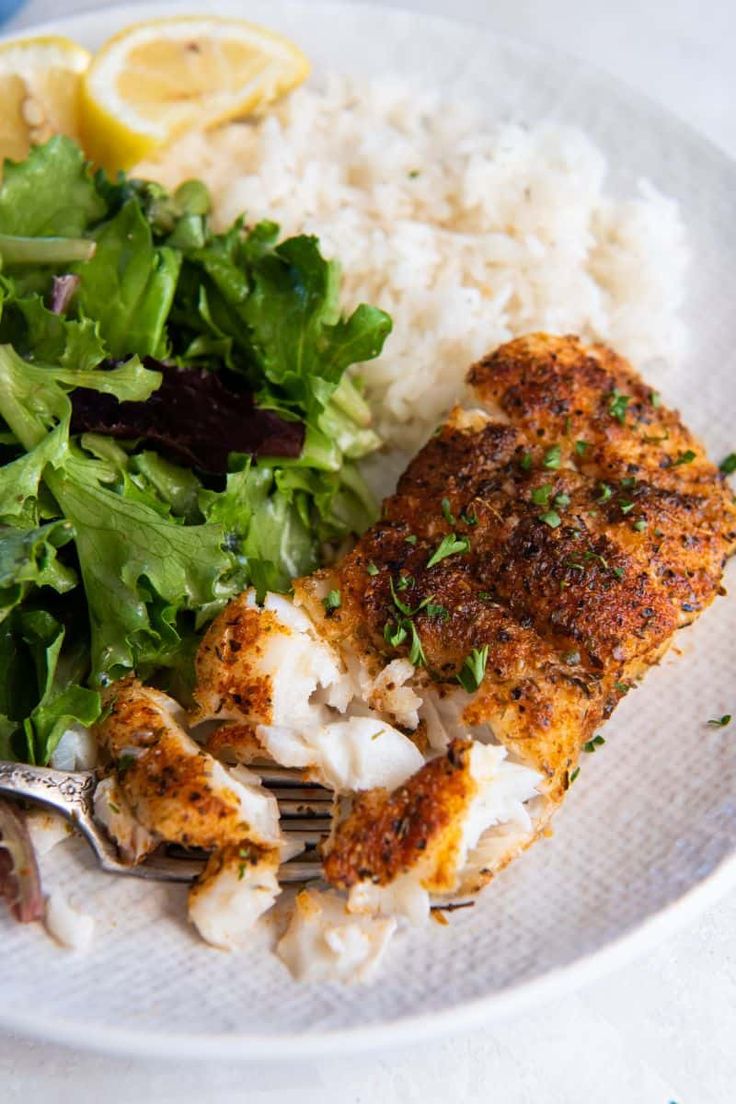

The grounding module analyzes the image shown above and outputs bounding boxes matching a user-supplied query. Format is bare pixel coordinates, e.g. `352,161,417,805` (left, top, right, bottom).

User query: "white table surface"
2,1,734,1101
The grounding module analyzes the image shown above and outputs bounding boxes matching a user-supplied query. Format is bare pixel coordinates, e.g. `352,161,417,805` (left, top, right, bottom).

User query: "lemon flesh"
0,36,90,165
80,16,310,172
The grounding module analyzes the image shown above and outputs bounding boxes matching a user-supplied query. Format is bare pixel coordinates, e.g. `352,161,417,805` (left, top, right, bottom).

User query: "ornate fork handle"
0,761,96,825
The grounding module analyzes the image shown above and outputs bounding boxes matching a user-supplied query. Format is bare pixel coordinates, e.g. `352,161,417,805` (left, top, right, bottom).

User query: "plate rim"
2,0,735,1060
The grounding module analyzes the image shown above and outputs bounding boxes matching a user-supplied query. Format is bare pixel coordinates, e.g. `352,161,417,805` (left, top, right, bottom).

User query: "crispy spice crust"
96,678,251,850
322,739,476,890
190,595,285,725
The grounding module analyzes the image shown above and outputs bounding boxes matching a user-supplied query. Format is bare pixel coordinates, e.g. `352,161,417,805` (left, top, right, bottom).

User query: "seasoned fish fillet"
297,334,735,893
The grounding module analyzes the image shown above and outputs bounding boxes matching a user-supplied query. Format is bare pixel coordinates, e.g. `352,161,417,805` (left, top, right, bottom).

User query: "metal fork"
0,761,331,884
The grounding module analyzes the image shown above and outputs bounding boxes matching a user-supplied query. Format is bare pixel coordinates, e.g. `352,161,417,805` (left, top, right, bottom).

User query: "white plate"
2,0,735,1060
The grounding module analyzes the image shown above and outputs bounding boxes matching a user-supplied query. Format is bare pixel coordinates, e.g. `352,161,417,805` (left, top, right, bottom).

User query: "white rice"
140,74,688,450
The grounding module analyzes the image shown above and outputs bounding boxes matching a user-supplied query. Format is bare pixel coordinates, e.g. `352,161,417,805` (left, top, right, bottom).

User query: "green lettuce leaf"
0,521,77,621
0,608,100,763
0,136,105,238
76,200,182,359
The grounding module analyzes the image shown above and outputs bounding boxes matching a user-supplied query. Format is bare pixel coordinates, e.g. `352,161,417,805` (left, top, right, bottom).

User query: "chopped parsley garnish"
384,620,408,647
597,483,613,503
531,483,553,506
408,169,421,179
673,449,696,467
426,603,450,621
583,734,606,753
612,566,625,580
542,444,562,470
584,550,608,569
395,573,414,592
619,500,635,515
614,681,631,694
650,391,661,408
568,766,580,785
441,497,456,526
238,845,254,879
366,562,379,576
707,714,732,728
456,645,489,693
608,388,630,424
719,452,736,475
553,492,571,509
575,440,590,456
404,533,418,545
117,753,136,774
620,476,636,489
539,510,561,528
520,450,533,471
407,622,427,667
563,415,572,435
426,533,470,568
322,589,341,611
633,518,647,532
460,509,478,527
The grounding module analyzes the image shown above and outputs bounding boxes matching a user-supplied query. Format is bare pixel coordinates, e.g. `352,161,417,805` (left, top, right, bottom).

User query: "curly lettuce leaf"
75,200,182,359
0,136,105,238
0,521,77,619
0,608,99,764
54,454,233,680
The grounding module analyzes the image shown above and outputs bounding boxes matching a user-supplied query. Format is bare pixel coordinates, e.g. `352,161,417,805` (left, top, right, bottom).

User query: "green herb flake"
673,449,696,467
531,483,553,507
718,453,736,475
619,500,635,515
407,622,427,667
597,483,613,503
568,766,580,785
456,644,489,694
520,451,533,471
117,753,137,774
426,533,470,569
575,440,590,457
612,566,625,580
404,534,418,545
633,518,647,532
460,509,478,527
322,589,342,612
384,620,408,648
441,497,456,526
395,573,414,592
614,681,631,694
542,444,562,470
366,562,379,576
539,510,561,529
583,734,606,753
426,603,450,621
553,492,571,509
707,714,732,728
608,389,630,424
650,391,661,408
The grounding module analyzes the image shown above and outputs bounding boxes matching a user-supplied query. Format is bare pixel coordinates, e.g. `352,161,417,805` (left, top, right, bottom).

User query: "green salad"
0,137,391,767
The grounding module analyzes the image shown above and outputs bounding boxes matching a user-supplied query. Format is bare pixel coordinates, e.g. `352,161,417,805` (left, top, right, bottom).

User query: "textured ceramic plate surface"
2,0,735,1060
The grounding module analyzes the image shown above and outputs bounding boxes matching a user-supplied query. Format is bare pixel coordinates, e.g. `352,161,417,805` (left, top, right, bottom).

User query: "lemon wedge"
0,36,91,164
79,16,310,172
